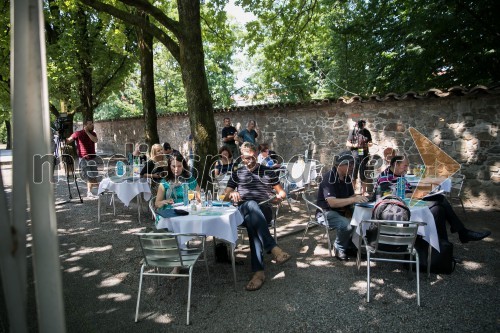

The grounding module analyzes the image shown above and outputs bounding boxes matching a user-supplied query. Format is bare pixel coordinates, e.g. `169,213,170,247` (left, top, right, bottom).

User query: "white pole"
11,0,66,332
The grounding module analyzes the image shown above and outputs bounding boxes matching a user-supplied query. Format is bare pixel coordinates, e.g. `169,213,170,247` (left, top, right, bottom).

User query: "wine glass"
187,190,195,202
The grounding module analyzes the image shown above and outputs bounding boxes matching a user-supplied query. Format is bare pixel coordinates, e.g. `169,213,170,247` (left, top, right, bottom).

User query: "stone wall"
94,91,500,208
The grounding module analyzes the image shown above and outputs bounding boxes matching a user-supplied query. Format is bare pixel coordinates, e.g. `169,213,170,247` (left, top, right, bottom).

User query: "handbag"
156,207,189,218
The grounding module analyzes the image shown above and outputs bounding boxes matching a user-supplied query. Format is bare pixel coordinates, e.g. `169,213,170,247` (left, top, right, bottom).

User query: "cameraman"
67,119,99,198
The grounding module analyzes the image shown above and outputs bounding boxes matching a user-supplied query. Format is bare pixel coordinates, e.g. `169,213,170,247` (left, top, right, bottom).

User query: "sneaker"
87,192,98,199
334,248,348,261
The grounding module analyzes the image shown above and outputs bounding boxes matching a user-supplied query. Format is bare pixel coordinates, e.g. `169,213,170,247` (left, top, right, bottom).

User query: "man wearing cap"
162,142,180,158
316,151,369,260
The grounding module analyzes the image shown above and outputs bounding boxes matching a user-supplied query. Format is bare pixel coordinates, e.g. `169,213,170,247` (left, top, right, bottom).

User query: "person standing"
221,117,239,159
346,120,373,195
237,120,259,145
67,119,99,199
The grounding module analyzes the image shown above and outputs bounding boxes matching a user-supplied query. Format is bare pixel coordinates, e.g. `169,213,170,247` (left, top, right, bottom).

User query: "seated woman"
140,144,167,180
214,146,234,177
155,154,200,209
140,144,167,194
257,143,277,167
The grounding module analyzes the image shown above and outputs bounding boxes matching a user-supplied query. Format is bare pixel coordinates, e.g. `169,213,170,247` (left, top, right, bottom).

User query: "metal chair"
134,232,210,325
300,189,334,257
148,195,157,220
360,219,426,306
446,173,467,216
97,190,116,223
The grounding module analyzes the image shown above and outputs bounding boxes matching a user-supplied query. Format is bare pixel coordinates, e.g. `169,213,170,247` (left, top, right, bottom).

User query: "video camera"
54,113,71,136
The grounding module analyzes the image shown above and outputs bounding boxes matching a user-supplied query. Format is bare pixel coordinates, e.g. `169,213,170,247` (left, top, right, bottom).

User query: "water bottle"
182,183,189,206
116,161,125,177
206,190,213,207
396,177,406,200
375,185,382,202
200,189,206,207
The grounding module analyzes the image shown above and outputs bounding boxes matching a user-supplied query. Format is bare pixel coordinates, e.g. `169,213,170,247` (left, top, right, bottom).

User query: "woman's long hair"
166,153,191,181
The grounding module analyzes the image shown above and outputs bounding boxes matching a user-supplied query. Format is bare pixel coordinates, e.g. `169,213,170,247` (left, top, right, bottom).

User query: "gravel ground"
1,165,499,332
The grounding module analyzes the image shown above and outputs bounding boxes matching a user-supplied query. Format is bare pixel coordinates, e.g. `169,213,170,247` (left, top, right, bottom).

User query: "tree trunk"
177,0,217,187
5,120,11,149
137,15,159,148
75,6,94,122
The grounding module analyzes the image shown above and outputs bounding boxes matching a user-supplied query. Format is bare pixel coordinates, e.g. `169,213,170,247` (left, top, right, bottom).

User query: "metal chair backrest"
362,220,424,254
137,233,201,268
302,189,320,217
449,173,465,197
149,196,157,220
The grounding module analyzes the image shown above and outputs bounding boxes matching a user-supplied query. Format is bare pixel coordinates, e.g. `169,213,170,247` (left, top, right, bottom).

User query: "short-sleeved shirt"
215,161,233,175
227,165,279,202
70,129,96,159
238,129,258,144
317,167,354,213
222,126,238,144
347,128,372,156
258,154,275,167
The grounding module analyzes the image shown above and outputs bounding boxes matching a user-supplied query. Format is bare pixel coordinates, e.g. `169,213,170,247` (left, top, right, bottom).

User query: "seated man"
224,142,291,291
375,155,491,243
317,151,369,261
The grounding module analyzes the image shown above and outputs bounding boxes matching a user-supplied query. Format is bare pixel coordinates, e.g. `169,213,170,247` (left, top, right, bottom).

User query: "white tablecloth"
98,177,151,206
350,204,440,252
156,206,244,246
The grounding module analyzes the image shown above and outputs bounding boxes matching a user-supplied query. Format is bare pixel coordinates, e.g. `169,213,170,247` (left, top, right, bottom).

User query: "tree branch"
79,0,180,62
118,0,181,39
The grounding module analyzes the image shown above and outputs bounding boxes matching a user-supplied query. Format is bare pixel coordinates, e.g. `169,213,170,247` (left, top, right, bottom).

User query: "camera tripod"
54,132,83,204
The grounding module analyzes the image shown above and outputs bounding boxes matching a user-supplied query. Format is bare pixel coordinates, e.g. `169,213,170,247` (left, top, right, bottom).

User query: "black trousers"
423,194,465,241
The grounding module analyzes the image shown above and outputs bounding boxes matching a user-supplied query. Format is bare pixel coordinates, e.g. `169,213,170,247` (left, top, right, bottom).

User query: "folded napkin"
156,208,189,218
212,201,231,207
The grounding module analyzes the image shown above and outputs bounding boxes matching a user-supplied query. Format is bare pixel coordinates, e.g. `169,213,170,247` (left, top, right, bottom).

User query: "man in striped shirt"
224,142,291,291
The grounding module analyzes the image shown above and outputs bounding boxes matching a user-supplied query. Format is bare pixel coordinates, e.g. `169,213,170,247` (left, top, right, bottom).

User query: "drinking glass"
187,190,195,202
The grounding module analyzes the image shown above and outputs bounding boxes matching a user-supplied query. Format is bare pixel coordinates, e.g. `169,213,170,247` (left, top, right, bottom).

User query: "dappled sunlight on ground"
461,260,483,271
97,293,132,302
99,272,129,287
271,271,285,280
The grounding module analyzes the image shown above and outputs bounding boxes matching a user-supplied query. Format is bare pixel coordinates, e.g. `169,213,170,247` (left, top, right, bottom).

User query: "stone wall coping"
94,85,500,123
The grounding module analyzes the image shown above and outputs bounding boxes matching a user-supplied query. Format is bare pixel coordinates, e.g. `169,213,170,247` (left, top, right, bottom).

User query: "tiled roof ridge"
95,85,499,121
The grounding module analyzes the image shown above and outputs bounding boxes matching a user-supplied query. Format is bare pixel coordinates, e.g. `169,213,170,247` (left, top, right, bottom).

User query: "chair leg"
137,195,141,224
230,245,237,291
366,252,371,303
325,225,332,257
98,194,102,223
416,252,421,306
459,198,467,216
300,221,312,246
135,265,145,322
186,266,193,325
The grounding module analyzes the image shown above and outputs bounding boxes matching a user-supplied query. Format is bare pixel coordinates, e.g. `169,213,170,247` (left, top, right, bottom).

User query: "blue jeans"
238,201,276,272
324,210,353,252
